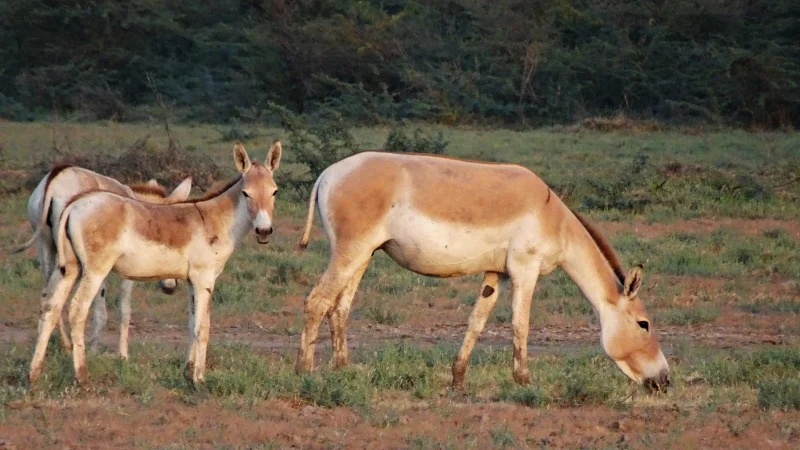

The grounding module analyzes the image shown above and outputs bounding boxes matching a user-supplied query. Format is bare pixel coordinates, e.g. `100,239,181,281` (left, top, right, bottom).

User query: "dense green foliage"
2,0,798,126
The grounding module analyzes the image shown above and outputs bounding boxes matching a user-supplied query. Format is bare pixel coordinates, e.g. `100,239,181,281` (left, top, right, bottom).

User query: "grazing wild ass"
13,166,193,358
296,152,670,392
29,141,282,386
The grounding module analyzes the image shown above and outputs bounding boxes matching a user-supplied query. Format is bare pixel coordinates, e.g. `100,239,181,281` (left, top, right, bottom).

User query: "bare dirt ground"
1,392,798,449
2,218,798,449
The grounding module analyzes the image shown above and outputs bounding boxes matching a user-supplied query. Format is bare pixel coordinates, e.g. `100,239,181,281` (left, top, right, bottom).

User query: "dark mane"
129,183,167,198
570,208,626,285
178,174,242,204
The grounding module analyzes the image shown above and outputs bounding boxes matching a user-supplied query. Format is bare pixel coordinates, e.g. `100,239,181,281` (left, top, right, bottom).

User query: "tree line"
1,0,798,127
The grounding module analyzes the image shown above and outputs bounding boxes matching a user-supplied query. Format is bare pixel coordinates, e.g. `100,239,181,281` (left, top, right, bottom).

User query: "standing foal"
296,151,670,391
13,166,192,356
29,141,281,385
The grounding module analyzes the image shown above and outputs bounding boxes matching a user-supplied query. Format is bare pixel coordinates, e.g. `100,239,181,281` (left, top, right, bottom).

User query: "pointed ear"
233,141,252,173
146,179,159,187
167,176,193,201
624,265,644,298
265,140,282,171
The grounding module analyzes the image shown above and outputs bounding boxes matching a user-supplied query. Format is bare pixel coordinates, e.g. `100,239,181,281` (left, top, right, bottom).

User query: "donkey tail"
56,202,77,271
297,175,322,250
10,170,63,254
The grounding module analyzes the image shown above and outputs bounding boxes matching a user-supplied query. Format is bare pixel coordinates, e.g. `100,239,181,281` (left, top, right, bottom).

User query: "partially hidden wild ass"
296,151,670,392
12,165,193,359
29,141,282,386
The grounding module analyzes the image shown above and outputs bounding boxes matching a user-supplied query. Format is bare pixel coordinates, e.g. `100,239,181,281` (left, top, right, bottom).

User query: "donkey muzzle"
255,226,273,244
644,368,670,394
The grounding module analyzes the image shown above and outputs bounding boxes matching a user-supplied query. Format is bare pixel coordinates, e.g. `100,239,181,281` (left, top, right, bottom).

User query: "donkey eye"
242,191,250,198
637,321,650,332
273,189,279,197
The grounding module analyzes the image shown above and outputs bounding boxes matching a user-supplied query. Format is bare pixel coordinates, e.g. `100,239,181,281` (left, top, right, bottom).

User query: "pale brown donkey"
12,166,192,357
296,152,670,391
29,141,282,386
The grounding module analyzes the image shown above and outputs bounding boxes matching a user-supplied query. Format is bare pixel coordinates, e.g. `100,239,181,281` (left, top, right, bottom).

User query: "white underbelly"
381,206,518,277
114,240,188,280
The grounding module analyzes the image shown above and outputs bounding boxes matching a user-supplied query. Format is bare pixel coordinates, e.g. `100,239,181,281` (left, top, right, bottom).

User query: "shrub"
384,126,448,155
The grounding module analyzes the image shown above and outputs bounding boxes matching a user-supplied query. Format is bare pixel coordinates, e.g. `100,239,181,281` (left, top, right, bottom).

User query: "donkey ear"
624,265,644,298
233,141,252,173
167,176,193,201
146,179,159,187
265,140,282,171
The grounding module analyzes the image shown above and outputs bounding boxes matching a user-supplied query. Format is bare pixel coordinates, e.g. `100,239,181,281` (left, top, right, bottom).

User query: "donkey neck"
559,215,623,315
196,177,252,247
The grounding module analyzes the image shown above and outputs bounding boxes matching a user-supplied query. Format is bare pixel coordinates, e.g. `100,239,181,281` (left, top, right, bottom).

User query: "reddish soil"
2,218,798,449
0,392,797,449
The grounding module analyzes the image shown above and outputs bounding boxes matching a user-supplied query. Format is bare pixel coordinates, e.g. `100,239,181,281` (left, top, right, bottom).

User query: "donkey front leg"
29,264,79,384
67,273,108,385
508,264,541,385
452,272,501,389
89,280,109,354
117,279,135,359
184,280,214,385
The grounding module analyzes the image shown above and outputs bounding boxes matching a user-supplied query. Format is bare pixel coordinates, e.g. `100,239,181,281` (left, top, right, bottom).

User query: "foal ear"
168,176,193,201
265,140,282,172
233,141,252,173
624,265,644,298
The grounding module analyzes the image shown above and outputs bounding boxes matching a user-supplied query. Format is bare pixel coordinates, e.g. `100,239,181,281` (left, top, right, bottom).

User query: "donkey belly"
381,210,511,277
114,242,187,281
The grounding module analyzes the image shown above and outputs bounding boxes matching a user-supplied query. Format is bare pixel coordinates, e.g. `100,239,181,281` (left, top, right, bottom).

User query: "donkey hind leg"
89,280,109,354
38,236,72,352
117,279,134,359
509,263,541,385
67,271,109,385
184,280,214,385
328,260,370,369
451,272,501,389
296,255,370,374
29,264,79,384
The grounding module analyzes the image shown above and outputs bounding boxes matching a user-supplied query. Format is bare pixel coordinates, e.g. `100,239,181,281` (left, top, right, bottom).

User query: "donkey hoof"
513,371,531,385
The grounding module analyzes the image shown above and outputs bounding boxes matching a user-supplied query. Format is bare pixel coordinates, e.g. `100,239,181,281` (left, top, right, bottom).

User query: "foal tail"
297,176,322,250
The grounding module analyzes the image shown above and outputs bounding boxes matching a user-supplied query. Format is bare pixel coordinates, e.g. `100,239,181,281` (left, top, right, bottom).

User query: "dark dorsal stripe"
570,208,627,285
129,183,168,198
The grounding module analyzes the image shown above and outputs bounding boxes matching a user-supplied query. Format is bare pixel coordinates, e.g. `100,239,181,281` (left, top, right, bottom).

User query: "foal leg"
89,280,109,354
184,279,214,385
39,237,72,352
29,264,79,384
508,263,541,385
452,272,501,389
328,260,370,369
296,254,368,374
67,272,108,385
117,279,134,359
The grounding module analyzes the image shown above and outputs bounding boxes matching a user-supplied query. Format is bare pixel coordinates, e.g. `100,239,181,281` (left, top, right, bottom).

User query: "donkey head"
233,140,281,244
600,266,670,392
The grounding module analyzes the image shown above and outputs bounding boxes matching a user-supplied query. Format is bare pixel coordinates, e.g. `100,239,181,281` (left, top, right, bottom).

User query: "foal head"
233,141,281,244
601,266,670,393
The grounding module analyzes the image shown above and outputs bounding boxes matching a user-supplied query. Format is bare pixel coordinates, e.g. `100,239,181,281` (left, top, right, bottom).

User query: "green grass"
737,298,800,314
4,340,799,419
657,305,721,326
